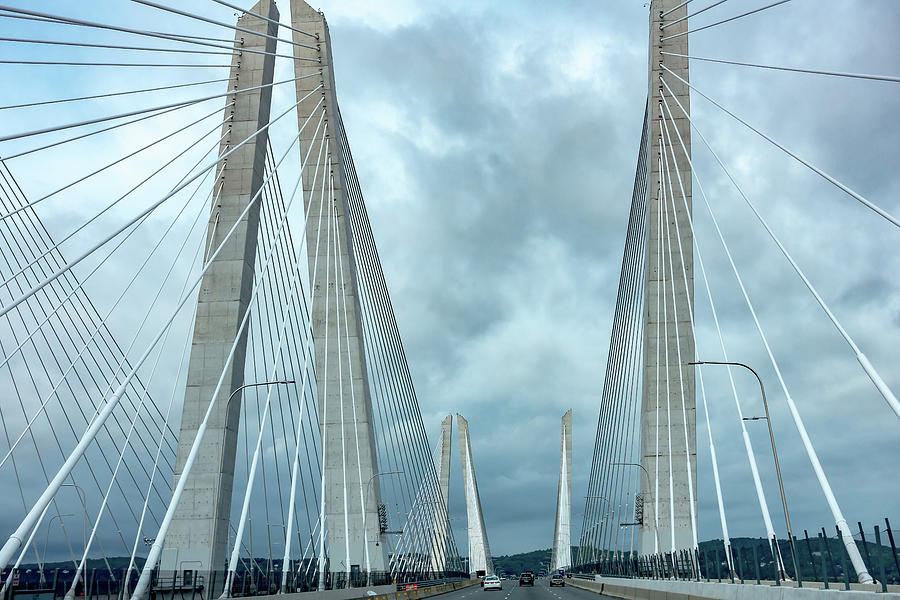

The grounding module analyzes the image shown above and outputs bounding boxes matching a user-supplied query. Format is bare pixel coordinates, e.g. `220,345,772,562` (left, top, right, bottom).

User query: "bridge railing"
573,519,899,592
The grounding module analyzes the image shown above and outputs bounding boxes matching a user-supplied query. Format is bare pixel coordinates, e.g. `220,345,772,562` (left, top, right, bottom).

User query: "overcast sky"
0,0,897,564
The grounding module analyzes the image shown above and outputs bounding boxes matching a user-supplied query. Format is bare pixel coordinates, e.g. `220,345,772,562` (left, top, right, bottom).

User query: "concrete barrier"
253,580,477,600
567,576,900,600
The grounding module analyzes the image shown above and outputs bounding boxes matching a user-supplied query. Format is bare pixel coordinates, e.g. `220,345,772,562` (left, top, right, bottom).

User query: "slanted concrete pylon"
289,1,388,577
551,409,573,572
430,415,453,572
456,414,493,576
161,0,278,584
639,0,697,556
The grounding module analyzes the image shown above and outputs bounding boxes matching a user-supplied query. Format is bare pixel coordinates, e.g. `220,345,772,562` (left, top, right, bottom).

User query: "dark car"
550,574,565,587
519,572,534,586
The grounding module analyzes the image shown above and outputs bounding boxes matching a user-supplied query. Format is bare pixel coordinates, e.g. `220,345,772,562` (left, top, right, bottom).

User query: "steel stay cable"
222,160,317,597
600,156,649,560
334,132,432,549
261,144,322,565
209,0,318,40
0,125,231,481
337,123,455,561
0,92,321,573
278,126,331,587
661,71,900,418
328,173,353,576
130,107,323,600
0,77,231,112
1,103,231,292
255,171,293,567
122,199,212,594
0,5,316,62
3,98,208,162
261,135,327,562
601,119,651,560
660,51,900,84
260,151,302,547
661,0,792,41
659,89,792,568
660,0,728,28
585,121,649,561
660,65,900,228
0,143,224,469
0,60,230,67
0,187,176,533
0,116,228,381
661,0,696,19
61,327,176,600
659,80,875,584
593,173,645,560
315,150,332,590
130,0,319,51
337,138,445,570
657,152,674,554
333,171,375,574
658,119,698,550
659,108,732,568
0,73,318,146
0,36,239,55
0,88,324,321
0,11,237,44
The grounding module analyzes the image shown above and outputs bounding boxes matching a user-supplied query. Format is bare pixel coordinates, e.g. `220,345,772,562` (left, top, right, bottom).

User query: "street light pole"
227,380,296,408
689,360,797,581
611,463,661,554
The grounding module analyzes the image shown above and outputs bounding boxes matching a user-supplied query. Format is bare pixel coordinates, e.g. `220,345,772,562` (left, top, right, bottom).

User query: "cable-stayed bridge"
0,1,897,600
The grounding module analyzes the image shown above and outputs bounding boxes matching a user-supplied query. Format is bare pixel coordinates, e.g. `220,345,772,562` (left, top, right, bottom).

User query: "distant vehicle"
519,572,534,586
550,574,565,587
483,576,502,591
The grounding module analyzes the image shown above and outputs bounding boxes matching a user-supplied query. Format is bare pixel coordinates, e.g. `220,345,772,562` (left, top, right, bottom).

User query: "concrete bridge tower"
290,0,388,575
639,0,696,555
551,410,573,572
161,0,278,583
456,414,493,576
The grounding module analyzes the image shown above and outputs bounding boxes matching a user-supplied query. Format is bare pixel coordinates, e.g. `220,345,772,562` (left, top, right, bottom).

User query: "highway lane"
435,578,611,600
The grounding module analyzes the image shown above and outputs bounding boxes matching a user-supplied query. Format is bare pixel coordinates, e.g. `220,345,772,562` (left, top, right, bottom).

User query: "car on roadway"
550,574,565,587
519,572,534,586
483,575,502,591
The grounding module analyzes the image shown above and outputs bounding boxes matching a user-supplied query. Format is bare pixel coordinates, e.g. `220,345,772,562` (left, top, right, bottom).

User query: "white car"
482,575,502,591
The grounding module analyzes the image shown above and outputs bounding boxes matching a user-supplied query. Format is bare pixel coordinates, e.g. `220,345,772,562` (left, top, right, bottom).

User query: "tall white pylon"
430,415,453,572
551,409,573,572
456,414,493,576
639,0,697,555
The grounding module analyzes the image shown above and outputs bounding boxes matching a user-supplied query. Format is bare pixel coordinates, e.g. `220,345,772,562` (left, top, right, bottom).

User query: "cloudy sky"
0,0,897,565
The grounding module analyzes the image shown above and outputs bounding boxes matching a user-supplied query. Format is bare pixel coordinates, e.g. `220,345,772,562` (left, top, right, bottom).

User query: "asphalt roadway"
435,579,611,600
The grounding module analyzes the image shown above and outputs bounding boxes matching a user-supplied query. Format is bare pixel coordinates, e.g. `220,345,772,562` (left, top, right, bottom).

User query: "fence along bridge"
0,1,897,600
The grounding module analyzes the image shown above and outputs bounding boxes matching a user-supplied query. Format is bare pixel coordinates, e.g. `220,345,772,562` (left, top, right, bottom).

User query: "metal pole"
689,361,797,580
611,463,661,553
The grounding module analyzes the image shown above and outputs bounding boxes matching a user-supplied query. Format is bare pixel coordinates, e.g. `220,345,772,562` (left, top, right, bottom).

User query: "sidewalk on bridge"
568,575,900,600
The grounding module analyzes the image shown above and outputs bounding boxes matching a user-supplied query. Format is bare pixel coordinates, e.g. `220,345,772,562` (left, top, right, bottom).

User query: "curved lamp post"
689,360,797,582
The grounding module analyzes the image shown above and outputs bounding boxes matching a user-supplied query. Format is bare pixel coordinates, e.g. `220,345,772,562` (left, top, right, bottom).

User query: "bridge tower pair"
162,0,387,584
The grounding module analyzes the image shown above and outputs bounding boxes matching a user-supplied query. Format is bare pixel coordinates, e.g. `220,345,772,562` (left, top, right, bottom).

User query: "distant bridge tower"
457,414,493,576
551,409,572,572
161,0,278,581
430,415,453,572
639,0,697,555
290,0,388,574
